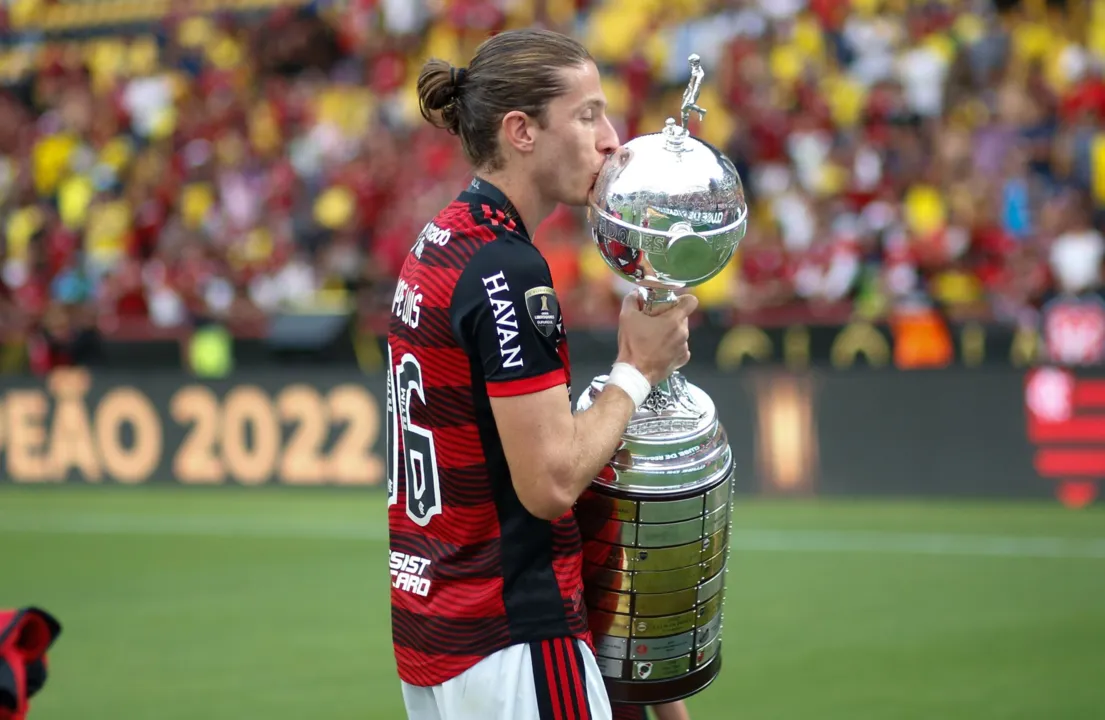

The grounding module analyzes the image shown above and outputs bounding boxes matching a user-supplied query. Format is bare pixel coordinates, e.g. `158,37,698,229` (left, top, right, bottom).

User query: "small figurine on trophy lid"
681,54,706,129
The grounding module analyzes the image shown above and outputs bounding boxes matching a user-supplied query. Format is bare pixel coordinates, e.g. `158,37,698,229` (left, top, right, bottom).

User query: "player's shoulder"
449,224,554,328
458,221,548,284
416,200,534,257
412,202,480,255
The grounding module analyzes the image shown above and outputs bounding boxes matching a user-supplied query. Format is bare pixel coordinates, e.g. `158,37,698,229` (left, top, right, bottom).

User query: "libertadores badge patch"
524,286,559,337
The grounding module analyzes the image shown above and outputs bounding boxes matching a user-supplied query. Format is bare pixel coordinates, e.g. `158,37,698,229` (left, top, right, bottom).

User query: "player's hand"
615,290,698,386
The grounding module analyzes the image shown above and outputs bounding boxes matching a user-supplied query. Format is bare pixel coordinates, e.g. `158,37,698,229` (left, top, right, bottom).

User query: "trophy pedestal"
605,652,723,706
575,372,734,705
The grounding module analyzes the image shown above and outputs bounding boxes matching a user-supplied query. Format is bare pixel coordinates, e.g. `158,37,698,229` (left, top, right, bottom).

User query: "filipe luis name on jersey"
392,222,453,330
392,277,423,330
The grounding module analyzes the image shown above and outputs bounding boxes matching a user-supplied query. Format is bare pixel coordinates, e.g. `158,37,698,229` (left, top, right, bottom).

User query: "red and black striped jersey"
612,704,649,720
386,177,590,687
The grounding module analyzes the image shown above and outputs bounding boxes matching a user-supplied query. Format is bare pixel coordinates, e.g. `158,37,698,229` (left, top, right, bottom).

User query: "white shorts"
401,637,613,720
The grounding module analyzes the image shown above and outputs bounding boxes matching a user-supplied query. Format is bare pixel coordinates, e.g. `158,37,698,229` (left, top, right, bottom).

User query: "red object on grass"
0,608,62,720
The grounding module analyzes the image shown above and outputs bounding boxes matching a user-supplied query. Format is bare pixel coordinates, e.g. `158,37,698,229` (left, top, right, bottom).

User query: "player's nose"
597,115,620,157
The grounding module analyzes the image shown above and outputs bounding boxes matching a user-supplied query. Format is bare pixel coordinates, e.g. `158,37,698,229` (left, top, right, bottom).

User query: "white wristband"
607,362,652,407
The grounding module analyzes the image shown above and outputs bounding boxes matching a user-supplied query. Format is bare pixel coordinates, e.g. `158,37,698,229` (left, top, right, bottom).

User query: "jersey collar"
459,176,531,241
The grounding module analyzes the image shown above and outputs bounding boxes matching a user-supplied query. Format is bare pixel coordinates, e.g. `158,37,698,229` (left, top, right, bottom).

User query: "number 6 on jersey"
386,349,443,527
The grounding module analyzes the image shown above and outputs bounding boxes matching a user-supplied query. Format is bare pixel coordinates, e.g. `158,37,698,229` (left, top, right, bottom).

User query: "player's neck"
474,169,555,237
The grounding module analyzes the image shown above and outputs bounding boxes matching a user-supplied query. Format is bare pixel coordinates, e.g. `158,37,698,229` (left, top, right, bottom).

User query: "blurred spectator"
1049,201,1105,297
0,0,1103,347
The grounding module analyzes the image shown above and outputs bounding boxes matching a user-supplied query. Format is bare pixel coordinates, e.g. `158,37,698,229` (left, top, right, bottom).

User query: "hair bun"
450,66,467,89
418,58,464,134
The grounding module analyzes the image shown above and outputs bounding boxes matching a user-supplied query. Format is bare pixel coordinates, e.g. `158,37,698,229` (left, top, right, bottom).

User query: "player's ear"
500,110,537,155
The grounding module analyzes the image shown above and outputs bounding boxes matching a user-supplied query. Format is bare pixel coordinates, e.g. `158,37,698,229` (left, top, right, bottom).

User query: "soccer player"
386,27,698,720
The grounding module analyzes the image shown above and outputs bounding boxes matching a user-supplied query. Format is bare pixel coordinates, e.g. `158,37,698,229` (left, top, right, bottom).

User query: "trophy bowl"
589,118,748,300
575,55,749,706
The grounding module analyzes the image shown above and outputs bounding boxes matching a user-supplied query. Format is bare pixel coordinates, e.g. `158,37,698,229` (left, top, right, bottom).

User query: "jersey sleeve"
451,233,566,398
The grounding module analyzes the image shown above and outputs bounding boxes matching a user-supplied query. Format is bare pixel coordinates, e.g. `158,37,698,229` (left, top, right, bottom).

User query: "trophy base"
603,647,723,706
576,370,733,708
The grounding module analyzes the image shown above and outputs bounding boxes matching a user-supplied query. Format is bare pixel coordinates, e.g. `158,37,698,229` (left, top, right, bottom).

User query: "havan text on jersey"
481,270,523,369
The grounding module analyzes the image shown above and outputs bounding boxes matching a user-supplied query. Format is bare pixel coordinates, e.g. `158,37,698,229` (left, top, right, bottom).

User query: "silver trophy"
575,54,748,705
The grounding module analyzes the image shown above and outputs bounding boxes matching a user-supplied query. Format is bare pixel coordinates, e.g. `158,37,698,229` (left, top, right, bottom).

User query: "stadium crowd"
1,0,1104,350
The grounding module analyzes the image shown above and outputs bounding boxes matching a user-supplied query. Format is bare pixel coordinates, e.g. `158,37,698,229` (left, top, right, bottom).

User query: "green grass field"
2,486,1103,720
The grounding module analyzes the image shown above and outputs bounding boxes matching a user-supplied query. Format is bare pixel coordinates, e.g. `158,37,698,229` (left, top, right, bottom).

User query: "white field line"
1,513,1104,559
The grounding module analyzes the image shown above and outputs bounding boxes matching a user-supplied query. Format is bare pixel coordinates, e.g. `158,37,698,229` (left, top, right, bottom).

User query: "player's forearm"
492,381,635,521
560,384,636,502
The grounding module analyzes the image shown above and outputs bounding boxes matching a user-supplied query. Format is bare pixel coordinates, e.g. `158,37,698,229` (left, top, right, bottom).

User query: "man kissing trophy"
576,54,749,706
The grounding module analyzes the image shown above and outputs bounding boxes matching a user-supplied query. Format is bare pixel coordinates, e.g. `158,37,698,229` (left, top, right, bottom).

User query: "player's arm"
452,237,632,520
452,237,682,521
488,372,636,520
